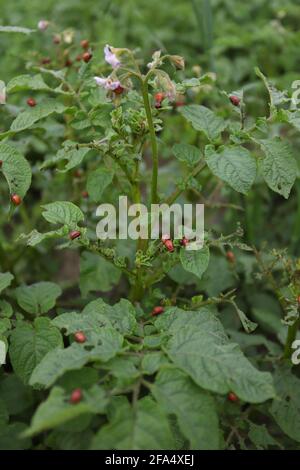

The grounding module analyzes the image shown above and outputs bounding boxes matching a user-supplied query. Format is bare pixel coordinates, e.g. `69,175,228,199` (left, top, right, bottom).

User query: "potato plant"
1,4,300,451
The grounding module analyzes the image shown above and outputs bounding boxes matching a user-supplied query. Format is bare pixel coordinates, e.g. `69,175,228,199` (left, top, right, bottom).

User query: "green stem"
284,317,300,360
141,78,159,204
164,161,206,205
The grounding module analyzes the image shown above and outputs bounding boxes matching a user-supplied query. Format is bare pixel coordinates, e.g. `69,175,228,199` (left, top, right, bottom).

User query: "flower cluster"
94,45,123,93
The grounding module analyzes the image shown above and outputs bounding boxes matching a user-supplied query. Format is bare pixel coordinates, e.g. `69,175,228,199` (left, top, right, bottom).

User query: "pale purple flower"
94,76,121,91
104,45,120,69
38,20,49,31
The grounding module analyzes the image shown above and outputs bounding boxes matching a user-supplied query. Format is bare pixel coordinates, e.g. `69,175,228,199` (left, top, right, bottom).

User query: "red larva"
27,98,36,107
41,57,51,65
228,392,238,402
74,331,86,343
11,194,22,206
226,251,235,263
81,190,89,198
229,95,240,106
53,35,61,44
154,92,164,108
161,235,174,252
82,52,92,63
180,237,189,247
164,239,174,252
80,39,89,49
74,169,83,178
70,388,83,404
152,306,164,316
69,230,81,240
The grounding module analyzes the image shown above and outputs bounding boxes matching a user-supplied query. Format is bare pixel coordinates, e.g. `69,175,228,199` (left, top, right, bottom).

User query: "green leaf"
6,74,51,93
179,105,226,141
52,310,112,336
24,385,107,437
41,201,84,227
30,329,123,388
0,272,14,294
228,330,281,356
104,356,140,380
0,26,35,34
283,110,300,131
167,330,274,403
258,138,297,198
154,306,225,336
82,298,137,335
172,143,202,167
10,99,66,132
180,245,210,280
205,145,257,194
0,423,31,450
9,318,63,384
157,308,275,403
152,367,220,449
234,306,257,333
91,397,175,450
0,375,33,415
255,67,289,115
40,145,91,172
0,318,11,334
270,367,300,442
18,227,68,247
248,422,282,449
79,251,121,296
0,398,8,425
0,144,32,198
87,167,114,202
15,282,62,315
57,368,98,393
0,300,13,318
142,352,168,375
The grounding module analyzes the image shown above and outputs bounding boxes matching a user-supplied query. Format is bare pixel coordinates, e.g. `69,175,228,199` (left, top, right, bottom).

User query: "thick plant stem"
283,316,300,360
141,79,159,204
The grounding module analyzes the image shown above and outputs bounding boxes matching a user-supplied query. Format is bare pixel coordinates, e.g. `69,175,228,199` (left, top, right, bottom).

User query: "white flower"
104,45,120,69
94,76,121,91
38,20,49,31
